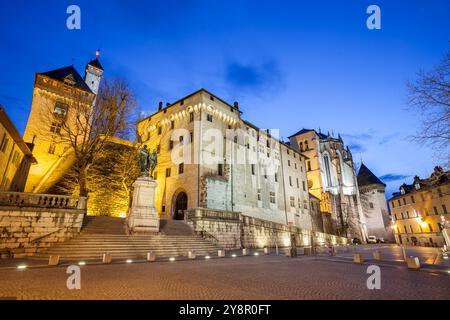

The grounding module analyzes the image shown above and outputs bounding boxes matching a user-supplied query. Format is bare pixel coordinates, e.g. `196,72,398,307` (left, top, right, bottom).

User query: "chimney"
234,101,239,109
166,102,170,107
158,101,163,110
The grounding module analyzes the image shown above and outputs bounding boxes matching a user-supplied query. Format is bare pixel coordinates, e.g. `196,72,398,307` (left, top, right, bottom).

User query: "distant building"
389,167,450,247
23,58,103,193
289,129,367,240
357,163,391,240
0,106,36,192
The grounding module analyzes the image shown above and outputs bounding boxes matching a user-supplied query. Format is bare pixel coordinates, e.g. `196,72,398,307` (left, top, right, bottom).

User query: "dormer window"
400,187,406,195
63,74,76,87
414,182,420,190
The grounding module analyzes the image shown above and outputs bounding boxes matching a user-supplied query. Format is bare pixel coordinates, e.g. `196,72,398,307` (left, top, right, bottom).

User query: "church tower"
84,50,104,95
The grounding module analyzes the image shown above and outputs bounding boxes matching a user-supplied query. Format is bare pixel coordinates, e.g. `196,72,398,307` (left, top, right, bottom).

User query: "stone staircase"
32,217,219,261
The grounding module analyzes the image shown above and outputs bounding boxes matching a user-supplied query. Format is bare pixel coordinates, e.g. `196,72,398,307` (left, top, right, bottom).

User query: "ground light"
78,261,86,266
205,256,211,260
231,254,237,258
126,259,133,264
17,265,27,270
254,252,259,256
169,257,175,262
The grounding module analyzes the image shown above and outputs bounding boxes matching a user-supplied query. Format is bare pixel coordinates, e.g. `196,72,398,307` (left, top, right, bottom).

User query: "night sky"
0,1,449,196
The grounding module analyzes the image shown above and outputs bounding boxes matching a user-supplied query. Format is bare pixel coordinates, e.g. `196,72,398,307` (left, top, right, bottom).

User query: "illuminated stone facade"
0,106,36,191
23,60,102,193
390,167,450,247
289,129,367,240
136,89,313,229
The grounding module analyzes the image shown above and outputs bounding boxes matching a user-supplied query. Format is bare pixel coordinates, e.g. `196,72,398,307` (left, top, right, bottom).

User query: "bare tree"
50,78,137,196
406,52,450,166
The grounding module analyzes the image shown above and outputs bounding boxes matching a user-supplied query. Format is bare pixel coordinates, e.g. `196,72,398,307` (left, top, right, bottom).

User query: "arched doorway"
173,192,188,220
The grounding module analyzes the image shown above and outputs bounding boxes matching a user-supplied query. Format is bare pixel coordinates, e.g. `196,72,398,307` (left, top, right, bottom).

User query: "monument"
127,145,160,234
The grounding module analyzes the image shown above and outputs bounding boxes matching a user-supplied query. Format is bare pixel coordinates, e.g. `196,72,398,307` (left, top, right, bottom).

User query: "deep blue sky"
0,1,449,196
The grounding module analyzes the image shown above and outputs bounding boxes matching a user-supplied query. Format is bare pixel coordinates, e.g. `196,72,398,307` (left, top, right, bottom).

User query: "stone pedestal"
127,176,160,235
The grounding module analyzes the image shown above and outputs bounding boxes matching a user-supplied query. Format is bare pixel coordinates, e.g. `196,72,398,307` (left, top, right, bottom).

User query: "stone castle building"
357,163,391,240
23,57,103,193
389,167,450,247
136,89,313,230
288,129,368,240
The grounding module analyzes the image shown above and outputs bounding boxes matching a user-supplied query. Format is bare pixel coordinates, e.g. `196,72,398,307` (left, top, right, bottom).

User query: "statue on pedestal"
127,145,159,235
139,145,157,177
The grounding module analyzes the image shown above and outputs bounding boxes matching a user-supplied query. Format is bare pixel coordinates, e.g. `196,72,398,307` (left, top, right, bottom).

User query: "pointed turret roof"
39,65,93,93
357,163,386,187
87,58,103,71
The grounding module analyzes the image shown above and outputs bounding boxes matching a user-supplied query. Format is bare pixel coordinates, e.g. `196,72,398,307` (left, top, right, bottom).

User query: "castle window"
294,163,297,169
296,178,299,188
288,160,291,167
443,205,448,214
157,126,162,135
269,192,276,204
290,197,295,207
275,173,278,182
53,102,68,117
299,142,303,151
207,114,213,122
178,163,184,174
305,140,309,150
50,122,62,134
218,164,223,176
251,164,255,175
179,136,184,146
190,132,193,143
257,189,261,201
307,161,311,171
433,206,438,215
323,154,332,187
289,176,292,186
437,188,443,197
169,141,173,150
189,113,194,122
170,120,175,130
166,168,171,177
302,180,306,191
48,143,56,155
0,133,9,152
303,200,308,209
411,196,415,204
298,198,302,209
369,202,374,209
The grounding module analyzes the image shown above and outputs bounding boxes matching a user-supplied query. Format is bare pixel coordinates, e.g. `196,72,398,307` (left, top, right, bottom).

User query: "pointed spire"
96,49,100,59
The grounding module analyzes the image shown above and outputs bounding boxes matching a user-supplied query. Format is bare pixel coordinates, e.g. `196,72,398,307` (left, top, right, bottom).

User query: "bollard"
353,253,364,264
188,251,196,259
48,255,60,266
242,248,248,256
264,247,270,255
103,252,112,264
147,252,156,262
405,257,421,270
373,251,384,260
218,250,225,257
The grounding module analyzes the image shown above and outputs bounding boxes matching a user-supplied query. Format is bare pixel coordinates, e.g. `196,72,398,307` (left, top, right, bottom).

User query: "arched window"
304,140,309,150
323,153,332,187
299,142,303,151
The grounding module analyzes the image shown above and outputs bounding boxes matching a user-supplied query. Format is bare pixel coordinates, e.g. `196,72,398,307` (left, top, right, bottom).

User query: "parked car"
368,236,377,244
352,238,362,245
377,238,386,243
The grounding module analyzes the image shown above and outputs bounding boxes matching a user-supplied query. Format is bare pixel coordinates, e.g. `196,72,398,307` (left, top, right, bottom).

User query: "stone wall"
186,207,348,250
0,192,86,258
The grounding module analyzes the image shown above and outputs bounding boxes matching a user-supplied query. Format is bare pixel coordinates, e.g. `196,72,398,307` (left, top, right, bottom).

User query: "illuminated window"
48,143,56,155
290,197,295,207
207,114,213,122
178,163,184,174
53,102,68,117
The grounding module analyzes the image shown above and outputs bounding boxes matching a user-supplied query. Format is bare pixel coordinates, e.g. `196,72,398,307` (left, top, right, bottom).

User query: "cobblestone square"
1,252,449,300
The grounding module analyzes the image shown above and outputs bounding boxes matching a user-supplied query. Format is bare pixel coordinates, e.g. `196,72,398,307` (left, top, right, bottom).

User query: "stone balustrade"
0,192,86,210
0,192,87,259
